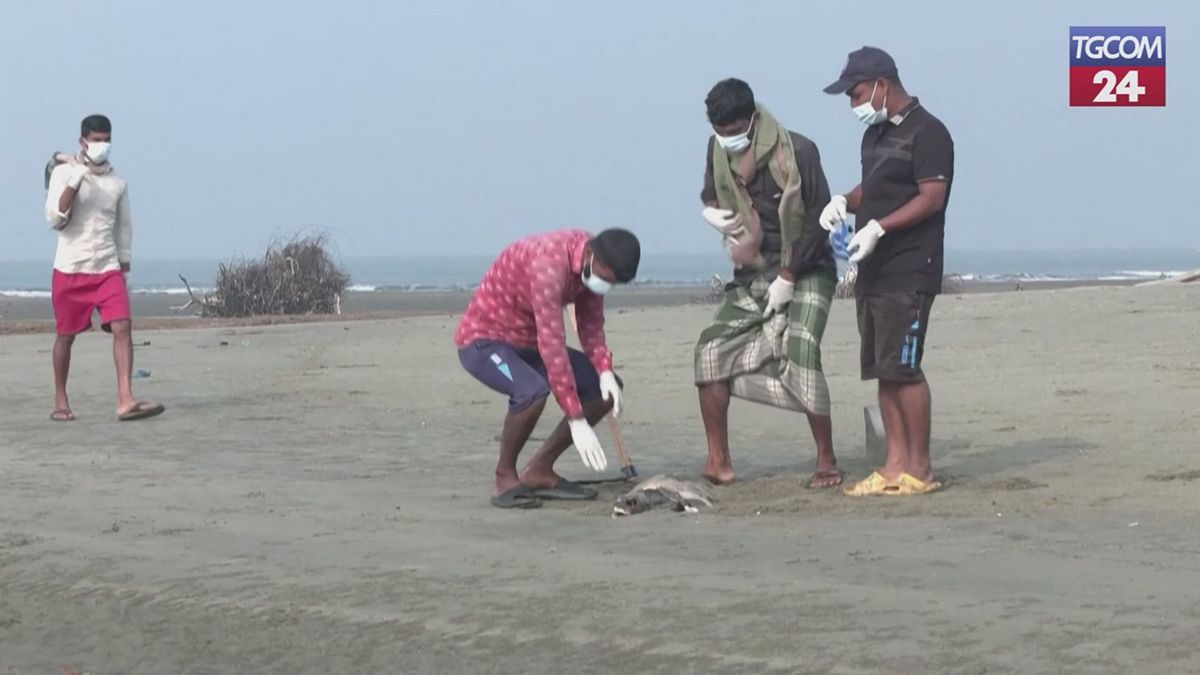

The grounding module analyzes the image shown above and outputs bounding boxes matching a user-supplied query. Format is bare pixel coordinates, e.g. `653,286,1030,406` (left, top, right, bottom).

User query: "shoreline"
0,278,1146,336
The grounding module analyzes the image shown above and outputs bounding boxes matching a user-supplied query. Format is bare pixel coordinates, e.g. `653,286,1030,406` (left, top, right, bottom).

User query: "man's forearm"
57,187,78,219
875,180,948,233
844,184,863,212
878,192,942,233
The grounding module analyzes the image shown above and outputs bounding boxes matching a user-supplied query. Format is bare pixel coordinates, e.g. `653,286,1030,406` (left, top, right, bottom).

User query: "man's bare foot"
494,470,522,497
808,456,843,488
808,468,845,489
701,466,736,486
878,459,909,484
50,408,75,422
52,394,73,421
518,466,564,491
906,464,935,484
116,400,165,421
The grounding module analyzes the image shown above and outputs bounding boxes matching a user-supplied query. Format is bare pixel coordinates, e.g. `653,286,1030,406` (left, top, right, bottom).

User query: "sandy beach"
1,283,1199,674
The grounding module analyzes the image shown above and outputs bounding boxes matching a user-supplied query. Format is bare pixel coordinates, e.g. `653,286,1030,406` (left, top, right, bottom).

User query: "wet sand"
1,283,1199,673
0,278,1143,335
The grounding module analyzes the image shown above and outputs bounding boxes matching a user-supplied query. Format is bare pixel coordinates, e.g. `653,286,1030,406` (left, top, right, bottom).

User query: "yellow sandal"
897,473,943,495
843,472,904,497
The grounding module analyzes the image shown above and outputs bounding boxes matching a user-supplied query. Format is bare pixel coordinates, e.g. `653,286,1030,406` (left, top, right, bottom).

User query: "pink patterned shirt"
454,230,613,418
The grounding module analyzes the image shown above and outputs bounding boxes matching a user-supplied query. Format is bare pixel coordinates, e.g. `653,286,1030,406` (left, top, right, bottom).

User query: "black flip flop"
117,402,166,422
490,484,542,509
530,480,598,501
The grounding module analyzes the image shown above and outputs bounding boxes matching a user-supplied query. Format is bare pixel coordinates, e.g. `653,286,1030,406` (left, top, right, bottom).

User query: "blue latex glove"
829,223,853,262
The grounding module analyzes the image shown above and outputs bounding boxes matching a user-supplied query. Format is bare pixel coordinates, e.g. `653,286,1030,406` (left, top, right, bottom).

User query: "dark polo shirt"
856,98,954,295
702,131,835,286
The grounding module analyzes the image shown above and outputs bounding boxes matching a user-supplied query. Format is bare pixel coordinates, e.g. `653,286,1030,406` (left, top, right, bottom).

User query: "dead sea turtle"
612,475,717,517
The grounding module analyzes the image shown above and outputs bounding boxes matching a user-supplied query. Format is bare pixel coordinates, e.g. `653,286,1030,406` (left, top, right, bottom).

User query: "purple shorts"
458,339,602,414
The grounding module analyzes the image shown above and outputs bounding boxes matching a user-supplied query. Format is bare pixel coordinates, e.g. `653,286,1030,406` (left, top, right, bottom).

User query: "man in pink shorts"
43,114,164,422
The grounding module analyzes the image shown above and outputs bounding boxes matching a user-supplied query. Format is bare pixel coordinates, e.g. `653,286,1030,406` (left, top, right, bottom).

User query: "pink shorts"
51,269,131,336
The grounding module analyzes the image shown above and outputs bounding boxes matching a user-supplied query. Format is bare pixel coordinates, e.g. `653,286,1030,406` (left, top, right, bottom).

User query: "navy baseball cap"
823,46,899,94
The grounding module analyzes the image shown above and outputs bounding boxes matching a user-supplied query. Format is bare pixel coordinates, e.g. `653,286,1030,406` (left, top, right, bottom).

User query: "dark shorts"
458,339,602,414
856,291,935,383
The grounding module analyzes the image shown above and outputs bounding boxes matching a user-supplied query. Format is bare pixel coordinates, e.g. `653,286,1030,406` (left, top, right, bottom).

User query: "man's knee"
509,387,550,415
55,334,76,347
697,380,730,401
108,319,132,338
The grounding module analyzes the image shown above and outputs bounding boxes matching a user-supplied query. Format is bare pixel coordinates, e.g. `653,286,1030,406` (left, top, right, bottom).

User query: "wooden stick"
171,274,201,311
606,415,633,470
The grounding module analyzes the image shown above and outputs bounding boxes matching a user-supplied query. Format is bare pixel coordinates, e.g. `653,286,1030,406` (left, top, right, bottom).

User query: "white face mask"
852,81,889,126
582,255,614,295
714,113,755,154
85,141,111,164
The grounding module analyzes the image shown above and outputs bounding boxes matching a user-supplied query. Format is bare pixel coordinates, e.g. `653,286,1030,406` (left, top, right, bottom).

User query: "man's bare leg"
806,412,841,487
519,396,613,489
495,396,548,496
698,381,736,484
52,334,76,420
110,320,139,415
877,381,910,481
897,378,933,483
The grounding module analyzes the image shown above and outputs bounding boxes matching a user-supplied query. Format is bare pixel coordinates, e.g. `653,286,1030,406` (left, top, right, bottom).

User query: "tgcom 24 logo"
1069,26,1165,107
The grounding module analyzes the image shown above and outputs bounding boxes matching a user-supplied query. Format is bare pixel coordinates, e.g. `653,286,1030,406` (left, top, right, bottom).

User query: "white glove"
762,275,795,319
568,418,608,472
702,207,746,239
848,220,886,263
63,163,89,190
599,371,623,418
818,195,848,232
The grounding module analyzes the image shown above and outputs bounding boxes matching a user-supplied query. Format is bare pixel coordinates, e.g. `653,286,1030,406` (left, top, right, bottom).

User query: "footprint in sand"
1144,469,1200,483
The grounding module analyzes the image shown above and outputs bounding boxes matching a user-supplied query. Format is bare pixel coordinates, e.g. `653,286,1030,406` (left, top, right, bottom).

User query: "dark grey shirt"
702,131,835,285
857,98,955,295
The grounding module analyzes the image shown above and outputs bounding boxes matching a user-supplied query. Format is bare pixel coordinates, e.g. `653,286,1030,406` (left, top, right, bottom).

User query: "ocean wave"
953,273,1077,283
952,270,1185,283
130,286,214,295
1112,270,1188,279
0,268,1190,298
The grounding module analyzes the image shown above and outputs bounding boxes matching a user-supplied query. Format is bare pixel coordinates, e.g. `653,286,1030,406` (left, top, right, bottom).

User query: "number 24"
1093,70,1145,103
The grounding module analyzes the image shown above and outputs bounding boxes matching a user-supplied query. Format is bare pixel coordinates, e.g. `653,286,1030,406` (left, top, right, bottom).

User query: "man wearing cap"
820,47,955,496
694,78,842,489
454,228,640,509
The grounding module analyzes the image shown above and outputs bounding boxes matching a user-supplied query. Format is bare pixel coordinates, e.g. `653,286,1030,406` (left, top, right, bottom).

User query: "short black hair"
705,78,756,126
591,229,640,283
81,114,112,137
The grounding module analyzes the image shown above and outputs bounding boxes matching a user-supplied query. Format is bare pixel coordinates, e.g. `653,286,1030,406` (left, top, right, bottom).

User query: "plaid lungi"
695,268,836,415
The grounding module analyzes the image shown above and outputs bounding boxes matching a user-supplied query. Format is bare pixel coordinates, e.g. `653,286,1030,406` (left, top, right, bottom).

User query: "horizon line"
2,246,1195,265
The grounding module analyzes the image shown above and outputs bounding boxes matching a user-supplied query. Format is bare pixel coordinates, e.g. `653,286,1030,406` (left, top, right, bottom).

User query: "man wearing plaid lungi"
695,78,842,488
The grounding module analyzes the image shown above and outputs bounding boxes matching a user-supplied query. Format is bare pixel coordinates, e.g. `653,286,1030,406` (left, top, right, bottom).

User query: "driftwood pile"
176,234,350,318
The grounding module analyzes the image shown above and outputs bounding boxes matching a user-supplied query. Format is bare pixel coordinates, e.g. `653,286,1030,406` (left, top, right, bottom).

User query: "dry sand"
1,283,1198,674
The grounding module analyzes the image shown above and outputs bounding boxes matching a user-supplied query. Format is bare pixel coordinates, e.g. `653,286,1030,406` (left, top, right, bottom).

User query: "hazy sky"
1,0,1194,261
